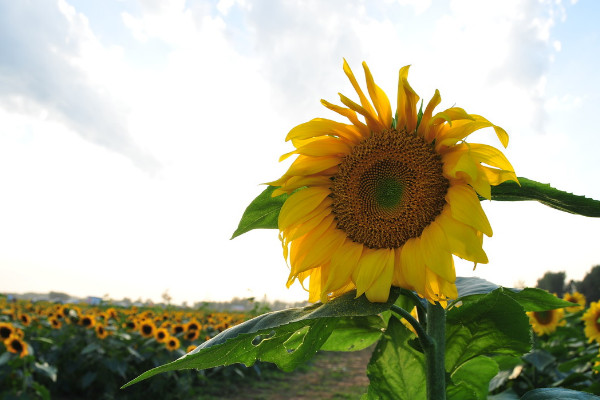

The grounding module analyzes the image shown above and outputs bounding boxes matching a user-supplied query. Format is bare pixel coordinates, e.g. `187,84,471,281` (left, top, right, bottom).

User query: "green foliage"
536,271,567,298
488,177,600,217
521,388,600,399
365,317,426,400
231,185,288,239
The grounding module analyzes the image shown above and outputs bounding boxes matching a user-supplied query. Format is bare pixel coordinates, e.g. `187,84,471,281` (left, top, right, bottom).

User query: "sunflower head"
95,324,109,339
527,308,566,336
271,60,516,303
139,320,156,338
166,336,180,351
0,322,14,340
582,301,600,344
3,334,29,358
49,317,62,329
155,328,170,343
186,344,197,353
185,329,200,342
563,291,586,313
80,315,96,328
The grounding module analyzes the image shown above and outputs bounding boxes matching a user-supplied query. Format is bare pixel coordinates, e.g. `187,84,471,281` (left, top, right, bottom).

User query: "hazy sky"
1,0,599,305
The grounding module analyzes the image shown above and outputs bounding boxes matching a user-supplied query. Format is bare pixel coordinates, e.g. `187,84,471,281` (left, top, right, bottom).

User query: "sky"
1,0,599,305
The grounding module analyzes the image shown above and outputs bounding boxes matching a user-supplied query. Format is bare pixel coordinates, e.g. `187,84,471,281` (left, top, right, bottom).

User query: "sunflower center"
535,311,553,325
330,129,449,249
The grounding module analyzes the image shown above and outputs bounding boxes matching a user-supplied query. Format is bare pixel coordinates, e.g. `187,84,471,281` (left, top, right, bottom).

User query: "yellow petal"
446,184,493,237
419,221,456,283
354,248,393,299
273,175,332,196
324,239,363,295
320,99,369,138
307,268,322,303
418,89,441,141
297,226,345,274
279,187,331,230
365,250,395,303
289,214,335,271
342,59,378,122
284,155,341,177
400,237,426,296
396,65,420,132
362,62,393,128
285,118,350,142
436,207,488,263
282,199,332,241
338,93,383,132
293,137,352,158
481,166,519,186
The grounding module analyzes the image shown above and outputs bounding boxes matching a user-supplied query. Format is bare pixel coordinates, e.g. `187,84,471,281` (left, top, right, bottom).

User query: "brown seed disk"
330,129,449,249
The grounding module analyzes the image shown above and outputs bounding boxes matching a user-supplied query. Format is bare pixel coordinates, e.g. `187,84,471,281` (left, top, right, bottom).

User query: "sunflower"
165,336,180,351
186,344,197,353
4,334,29,358
171,324,185,335
123,319,138,331
0,322,14,340
527,308,566,336
49,317,62,330
184,329,200,342
19,313,32,327
582,301,600,343
155,328,170,343
185,319,201,332
95,324,109,339
270,60,517,303
563,291,586,313
80,314,96,328
139,320,156,338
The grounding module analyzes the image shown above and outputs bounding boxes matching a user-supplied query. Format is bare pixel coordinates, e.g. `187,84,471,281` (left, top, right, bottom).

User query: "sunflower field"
0,294,252,399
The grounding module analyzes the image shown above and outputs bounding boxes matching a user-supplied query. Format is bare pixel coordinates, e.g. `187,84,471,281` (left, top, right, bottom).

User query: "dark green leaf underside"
231,186,288,239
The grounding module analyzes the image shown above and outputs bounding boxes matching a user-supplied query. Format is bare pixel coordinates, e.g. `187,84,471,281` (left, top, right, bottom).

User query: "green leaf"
320,315,385,352
122,289,400,388
231,186,288,239
446,288,531,370
455,276,501,298
522,349,555,372
521,388,600,399
446,355,499,400
488,177,600,217
365,317,426,400
488,389,520,400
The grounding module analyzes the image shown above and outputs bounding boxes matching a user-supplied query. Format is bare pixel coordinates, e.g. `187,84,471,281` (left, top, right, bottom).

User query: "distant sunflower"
528,308,566,336
155,328,169,343
270,60,517,303
186,344,197,353
49,317,62,330
95,324,109,339
123,319,138,331
19,313,32,327
139,320,156,338
582,301,600,343
563,291,586,313
80,315,96,329
0,322,14,340
4,335,29,358
184,329,200,342
165,336,180,351
186,320,201,332
171,324,185,335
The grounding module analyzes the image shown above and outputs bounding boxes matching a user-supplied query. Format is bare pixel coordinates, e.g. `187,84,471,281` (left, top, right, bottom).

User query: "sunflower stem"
390,305,428,348
425,301,446,400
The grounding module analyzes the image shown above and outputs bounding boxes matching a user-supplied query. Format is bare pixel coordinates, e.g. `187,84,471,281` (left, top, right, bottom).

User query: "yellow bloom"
139,320,156,338
271,60,517,303
3,334,29,358
563,291,586,312
166,336,180,351
186,344,197,353
80,314,96,329
95,324,109,339
0,322,14,340
527,308,566,336
49,317,62,330
582,301,600,343
155,328,170,343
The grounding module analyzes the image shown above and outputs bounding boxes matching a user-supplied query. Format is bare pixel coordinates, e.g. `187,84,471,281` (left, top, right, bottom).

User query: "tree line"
536,265,600,302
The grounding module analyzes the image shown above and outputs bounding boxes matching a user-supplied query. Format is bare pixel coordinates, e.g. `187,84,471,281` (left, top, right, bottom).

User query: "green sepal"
364,316,427,400
231,186,288,239
121,288,400,389
488,177,600,217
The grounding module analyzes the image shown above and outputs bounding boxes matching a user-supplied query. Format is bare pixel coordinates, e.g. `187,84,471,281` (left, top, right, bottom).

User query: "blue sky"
1,0,599,304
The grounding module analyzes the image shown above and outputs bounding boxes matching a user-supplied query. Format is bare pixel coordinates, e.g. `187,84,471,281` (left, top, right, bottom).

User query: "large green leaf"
520,388,600,399
446,355,499,400
231,186,287,239
365,317,426,400
320,315,385,352
122,288,400,388
489,177,600,217
446,289,531,370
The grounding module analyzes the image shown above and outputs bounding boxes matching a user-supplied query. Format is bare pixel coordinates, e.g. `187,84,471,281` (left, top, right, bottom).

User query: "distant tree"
536,271,566,297
576,265,600,303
